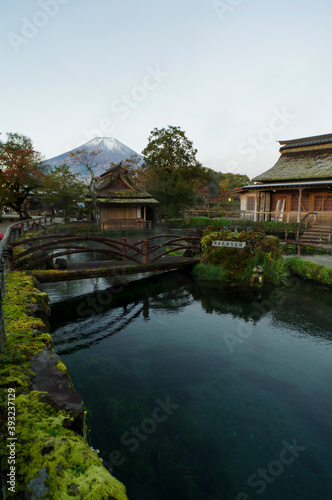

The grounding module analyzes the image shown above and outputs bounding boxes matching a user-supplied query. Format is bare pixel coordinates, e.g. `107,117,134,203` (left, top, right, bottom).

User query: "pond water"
45,271,332,500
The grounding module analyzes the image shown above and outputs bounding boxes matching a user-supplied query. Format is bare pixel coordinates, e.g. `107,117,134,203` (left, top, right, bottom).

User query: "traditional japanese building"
238,133,332,224
92,163,159,230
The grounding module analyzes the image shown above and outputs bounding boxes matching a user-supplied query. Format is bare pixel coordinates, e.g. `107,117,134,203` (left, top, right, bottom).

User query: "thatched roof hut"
237,134,332,223
92,163,159,229
254,133,332,182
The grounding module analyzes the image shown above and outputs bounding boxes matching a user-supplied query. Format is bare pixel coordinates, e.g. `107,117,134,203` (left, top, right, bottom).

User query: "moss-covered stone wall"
0,271,128,499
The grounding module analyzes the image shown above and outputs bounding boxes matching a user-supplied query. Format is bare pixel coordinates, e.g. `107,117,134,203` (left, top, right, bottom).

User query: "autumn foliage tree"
0,133,44,219
196,171,250,210
218,173,250,194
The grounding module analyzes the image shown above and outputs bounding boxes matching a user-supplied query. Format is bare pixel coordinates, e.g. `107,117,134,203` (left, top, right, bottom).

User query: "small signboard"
212,240,246,248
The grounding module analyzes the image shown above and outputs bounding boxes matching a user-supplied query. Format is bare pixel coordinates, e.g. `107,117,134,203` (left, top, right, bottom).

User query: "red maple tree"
0,133,44,218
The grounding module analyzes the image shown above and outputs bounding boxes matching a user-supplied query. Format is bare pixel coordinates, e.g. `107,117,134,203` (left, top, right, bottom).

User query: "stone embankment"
0,271,128,499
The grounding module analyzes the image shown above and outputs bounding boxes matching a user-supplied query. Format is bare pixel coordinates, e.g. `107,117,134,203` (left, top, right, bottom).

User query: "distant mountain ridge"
43,137,144,178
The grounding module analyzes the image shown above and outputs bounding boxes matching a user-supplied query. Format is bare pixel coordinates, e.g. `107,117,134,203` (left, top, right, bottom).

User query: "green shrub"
166,218,185,229
199,227,289,285
187,217,233,228
186,216,298,231
301,245,315,255
165,245,184,256
201,228,281,272
282,244,297,255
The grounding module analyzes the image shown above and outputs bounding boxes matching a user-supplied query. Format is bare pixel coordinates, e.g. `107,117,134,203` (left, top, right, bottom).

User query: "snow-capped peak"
44,137,144,178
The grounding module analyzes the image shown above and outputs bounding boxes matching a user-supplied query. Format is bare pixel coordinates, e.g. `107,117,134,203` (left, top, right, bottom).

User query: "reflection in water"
52,303,144,354
47,273,332,500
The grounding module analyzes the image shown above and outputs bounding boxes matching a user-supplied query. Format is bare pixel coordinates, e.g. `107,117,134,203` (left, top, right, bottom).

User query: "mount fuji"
43,137,144,178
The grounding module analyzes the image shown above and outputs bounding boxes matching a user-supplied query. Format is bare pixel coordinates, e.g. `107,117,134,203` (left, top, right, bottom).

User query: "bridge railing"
10,232,202,270
0,216,54,351
133,234,201,264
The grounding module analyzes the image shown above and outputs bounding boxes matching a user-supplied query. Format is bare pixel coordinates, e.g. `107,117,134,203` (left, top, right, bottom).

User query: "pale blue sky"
1,0,332,178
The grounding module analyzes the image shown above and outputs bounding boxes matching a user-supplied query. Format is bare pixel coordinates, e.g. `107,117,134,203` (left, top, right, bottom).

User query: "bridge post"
8,247,14,272
143,239,149,264
121,238,127,258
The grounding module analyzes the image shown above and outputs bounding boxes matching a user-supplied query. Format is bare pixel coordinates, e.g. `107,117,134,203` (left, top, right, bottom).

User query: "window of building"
247,196,255,211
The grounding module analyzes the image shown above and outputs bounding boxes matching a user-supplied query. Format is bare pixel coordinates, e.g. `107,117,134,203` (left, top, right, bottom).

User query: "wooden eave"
96,197,159,205
237,179,332,194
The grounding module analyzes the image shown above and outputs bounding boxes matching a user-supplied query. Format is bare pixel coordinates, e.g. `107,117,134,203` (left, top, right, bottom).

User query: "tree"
218,173,250,193
209,172,250,210
40,164,86,222
141,126,210,216
0,170,12,222
0,133,44,218
67,149,102,221
67,149,102,184
115,155,144,185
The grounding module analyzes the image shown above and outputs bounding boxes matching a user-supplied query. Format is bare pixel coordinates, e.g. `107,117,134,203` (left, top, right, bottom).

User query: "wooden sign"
212,240,246,248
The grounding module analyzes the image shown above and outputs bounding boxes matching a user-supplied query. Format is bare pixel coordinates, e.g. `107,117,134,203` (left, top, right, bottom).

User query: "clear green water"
47,272,332,500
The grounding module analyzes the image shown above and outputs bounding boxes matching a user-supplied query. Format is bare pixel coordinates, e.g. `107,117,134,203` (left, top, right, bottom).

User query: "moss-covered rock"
56,360,68,373
0,271,128,499
13,392,127,499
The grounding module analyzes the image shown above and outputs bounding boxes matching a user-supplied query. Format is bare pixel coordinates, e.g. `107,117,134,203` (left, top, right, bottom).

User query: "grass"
243,254,291,286
260,255,291,286
192,263,228,282
193,256,292,286
286,257,332,286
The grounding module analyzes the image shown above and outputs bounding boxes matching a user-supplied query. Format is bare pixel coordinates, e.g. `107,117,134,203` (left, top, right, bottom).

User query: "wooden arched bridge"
8,233,201,282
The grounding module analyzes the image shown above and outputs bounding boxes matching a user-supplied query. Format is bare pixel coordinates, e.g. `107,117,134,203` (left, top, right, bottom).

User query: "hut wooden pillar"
254,192,259,222
297,187,303,223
